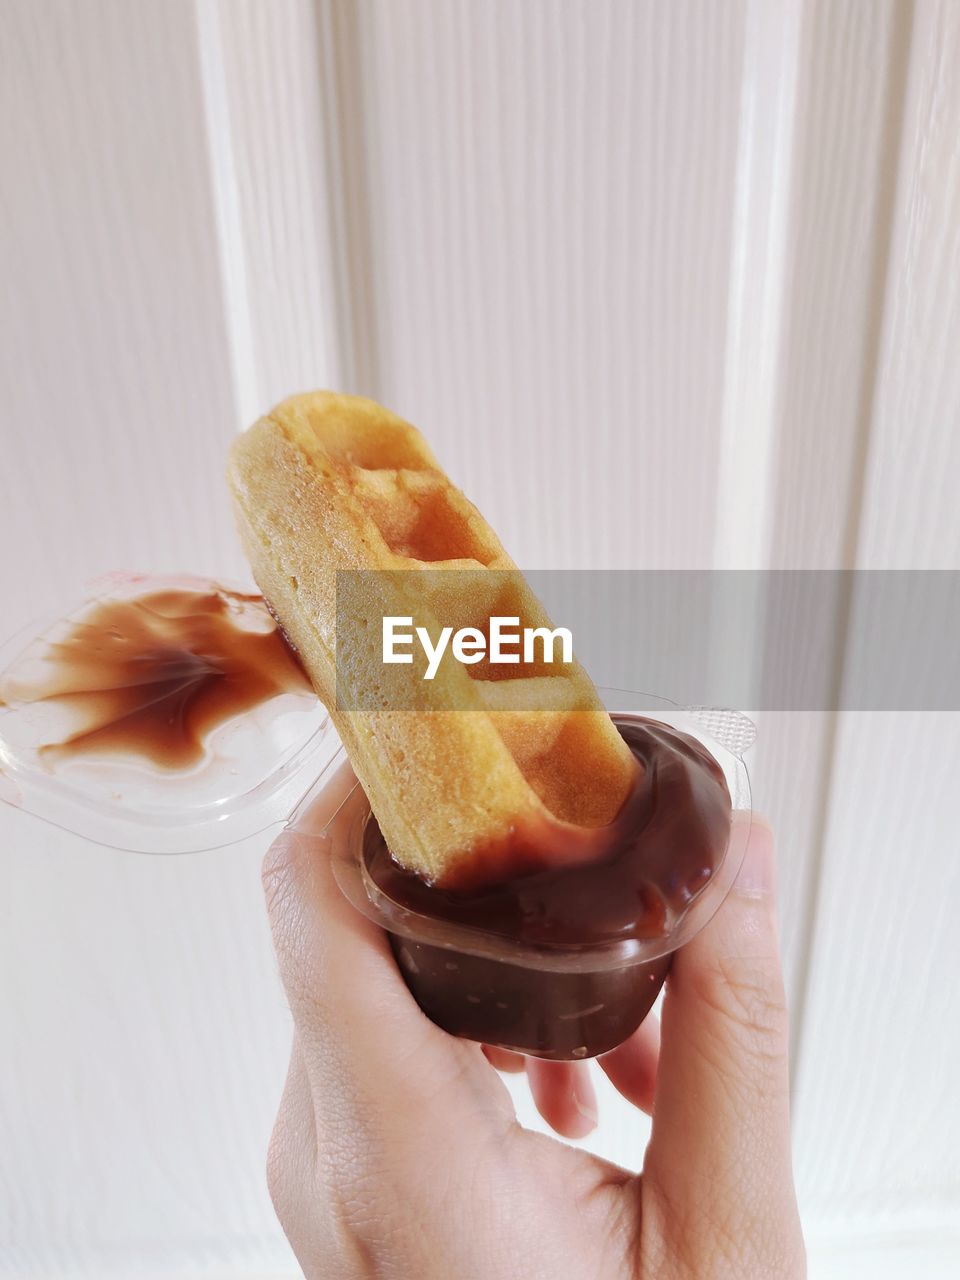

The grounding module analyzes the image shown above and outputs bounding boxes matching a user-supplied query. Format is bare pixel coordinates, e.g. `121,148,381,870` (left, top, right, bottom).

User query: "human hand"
263,766,805,1278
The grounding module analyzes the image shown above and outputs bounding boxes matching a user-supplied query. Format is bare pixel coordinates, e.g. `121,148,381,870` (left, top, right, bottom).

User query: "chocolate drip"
8,587,309,770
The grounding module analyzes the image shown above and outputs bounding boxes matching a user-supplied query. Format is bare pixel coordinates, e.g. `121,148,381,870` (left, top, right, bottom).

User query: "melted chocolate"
11,587,309,770
364,718,732,945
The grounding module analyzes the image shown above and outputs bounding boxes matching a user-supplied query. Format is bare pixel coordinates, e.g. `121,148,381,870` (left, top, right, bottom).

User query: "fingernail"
735,818,776,901
573,1087,598,1128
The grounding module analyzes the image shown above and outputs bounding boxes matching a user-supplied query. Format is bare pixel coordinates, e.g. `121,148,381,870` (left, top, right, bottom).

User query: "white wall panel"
792,0,960,1247
0,2,298,1274
855,0,960,570
794,713,960,1235
3,0,959,1275
321,0,747,572
0,806,294,1279
738,0,910,1043
765,0,912,573
0,0,248,631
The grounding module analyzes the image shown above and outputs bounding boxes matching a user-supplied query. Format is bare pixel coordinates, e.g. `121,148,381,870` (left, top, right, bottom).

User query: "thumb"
643,817,803,1264
262,764,512,1144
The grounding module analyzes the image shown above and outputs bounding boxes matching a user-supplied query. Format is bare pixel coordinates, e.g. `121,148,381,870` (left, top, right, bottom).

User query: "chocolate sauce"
365,719,731,945
390,933,671,1060
9,587,310,770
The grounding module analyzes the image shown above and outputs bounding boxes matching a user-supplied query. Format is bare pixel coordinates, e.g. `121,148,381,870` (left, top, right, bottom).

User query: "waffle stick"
228,391,636,886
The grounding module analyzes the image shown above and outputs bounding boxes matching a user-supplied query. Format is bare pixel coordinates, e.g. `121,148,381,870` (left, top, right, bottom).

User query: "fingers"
643,816,803,1260
484,1010,660,1134
597,1013,660,1115
482,1044,527,1073
482,1045,600,1138
507,1011,658,1139
524,1058,598,1139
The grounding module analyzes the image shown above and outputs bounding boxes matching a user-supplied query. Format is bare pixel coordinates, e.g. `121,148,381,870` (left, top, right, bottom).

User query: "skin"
263,767,805,1279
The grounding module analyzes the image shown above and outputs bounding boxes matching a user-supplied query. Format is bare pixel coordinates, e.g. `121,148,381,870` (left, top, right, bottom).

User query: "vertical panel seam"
193,0,260,427
787,0,917,1108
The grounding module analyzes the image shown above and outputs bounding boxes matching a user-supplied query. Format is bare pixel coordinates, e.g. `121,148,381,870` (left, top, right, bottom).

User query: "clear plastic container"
1,575,755,1059
0,573,341,852
289,692,754,1060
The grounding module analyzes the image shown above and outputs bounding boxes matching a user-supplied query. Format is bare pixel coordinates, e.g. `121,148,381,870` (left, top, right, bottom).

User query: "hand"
263,767,805,1278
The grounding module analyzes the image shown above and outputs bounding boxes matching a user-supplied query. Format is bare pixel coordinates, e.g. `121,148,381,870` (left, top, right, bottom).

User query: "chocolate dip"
360,716,733,1057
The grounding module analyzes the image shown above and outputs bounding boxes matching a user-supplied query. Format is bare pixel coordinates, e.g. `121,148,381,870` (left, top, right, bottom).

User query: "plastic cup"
292,695,754,1061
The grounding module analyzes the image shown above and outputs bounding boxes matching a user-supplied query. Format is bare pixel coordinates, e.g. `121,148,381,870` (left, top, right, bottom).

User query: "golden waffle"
227,391,636,885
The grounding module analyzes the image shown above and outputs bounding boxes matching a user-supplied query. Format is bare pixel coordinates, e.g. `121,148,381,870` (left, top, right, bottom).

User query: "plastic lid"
0,573,342,853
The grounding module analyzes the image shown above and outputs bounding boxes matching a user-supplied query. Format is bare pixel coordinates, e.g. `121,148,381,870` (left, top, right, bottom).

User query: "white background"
2,1,959,1276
